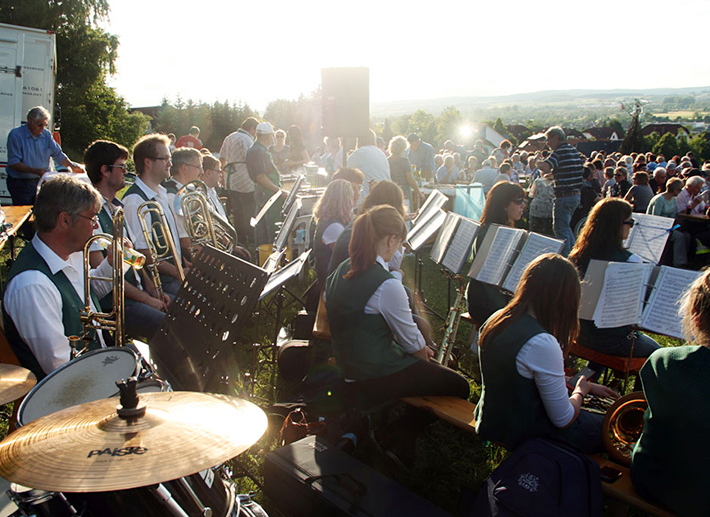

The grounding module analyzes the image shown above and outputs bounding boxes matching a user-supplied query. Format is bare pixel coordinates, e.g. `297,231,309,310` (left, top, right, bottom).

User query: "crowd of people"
4,105,709,515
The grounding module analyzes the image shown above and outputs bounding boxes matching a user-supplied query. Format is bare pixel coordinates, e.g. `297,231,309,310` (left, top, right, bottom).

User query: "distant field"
653,110,709,118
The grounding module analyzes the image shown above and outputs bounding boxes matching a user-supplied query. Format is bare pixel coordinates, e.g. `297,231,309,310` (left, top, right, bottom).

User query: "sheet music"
273,198,302,251
640,266,700,339
470,226,525,285
281,174,304,216
430,213,460,265
623,213,675,264
260,250,311,299
413,190,448,227
501,233,564,293
591,262,653,328
408,209,446,251
441,217,480,274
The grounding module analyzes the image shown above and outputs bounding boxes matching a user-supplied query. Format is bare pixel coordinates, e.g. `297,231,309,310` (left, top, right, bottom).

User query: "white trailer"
0,23,56,203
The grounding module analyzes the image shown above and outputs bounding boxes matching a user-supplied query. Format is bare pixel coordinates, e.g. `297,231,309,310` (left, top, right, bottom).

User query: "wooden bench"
589,455,675,517
313,291,331,340
402,396,476,433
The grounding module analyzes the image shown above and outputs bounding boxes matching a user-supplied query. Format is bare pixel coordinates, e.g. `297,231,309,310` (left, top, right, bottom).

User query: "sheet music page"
260,250,310,299
591,262,653,328
501,233,565,293
640,266,700,339
623,213,675,264
430,212,459,265
408,209,447,251
441,218,481,274
413,190,448,227
472,226,525,285
274,198,301,251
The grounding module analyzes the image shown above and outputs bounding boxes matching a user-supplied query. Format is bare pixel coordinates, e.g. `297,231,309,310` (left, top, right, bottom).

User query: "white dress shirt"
4,235,113,374
122,176,183,262
363,256,425,353
208,187,228,219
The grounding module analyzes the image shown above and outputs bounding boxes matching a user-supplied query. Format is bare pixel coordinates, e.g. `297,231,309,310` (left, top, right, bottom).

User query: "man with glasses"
122,134,185,296
84,139,168,342
2,176,115,379
162,147,203,258
6,106,84,205
538,126,583,256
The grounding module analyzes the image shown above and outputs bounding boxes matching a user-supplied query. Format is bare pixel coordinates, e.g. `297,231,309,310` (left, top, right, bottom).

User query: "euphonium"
601,391,647,467
75,207,133,356
137,200,185,301
178,179,238,254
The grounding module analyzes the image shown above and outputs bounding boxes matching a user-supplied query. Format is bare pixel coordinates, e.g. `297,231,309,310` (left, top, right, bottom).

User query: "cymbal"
0,364,36,406
0,391,267,492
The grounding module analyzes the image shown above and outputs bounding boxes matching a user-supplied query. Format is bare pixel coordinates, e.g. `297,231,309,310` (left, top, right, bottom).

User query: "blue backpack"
465,438,602,517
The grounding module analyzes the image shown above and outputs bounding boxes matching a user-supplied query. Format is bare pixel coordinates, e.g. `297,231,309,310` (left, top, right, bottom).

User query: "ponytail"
345,205,406,279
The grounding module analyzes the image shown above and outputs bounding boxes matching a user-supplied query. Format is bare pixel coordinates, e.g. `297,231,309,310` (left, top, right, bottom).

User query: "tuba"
74,208,138,356
600,391,647,467
178,179,238,254
138,200,185,301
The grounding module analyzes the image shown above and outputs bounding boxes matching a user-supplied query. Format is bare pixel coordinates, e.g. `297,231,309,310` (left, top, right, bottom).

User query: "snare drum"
17,347,139,426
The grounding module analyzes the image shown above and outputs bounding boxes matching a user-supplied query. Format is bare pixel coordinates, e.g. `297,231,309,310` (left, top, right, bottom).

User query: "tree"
619,100,646,154
408,110,437,147
0,0,149,159
435,106,463,146
653,133,680,158
493,117,507,137
608,118,625,138
689,133,710,161
644,132,661,153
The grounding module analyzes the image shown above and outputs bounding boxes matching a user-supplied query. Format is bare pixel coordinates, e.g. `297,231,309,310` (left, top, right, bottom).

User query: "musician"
163,147,203,258
2,176,114,379
475,254,618,452
311,180,354,283
466,182,526,328
569,198,660,372
84,139,168,341
122,134,185,296
325,205,469,408
631,269,710,516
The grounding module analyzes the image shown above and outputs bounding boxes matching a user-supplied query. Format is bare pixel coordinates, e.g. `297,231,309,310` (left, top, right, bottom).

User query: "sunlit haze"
105,0,710,112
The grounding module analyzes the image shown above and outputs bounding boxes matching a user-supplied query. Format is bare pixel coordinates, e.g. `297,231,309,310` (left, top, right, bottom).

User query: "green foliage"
653,132,680,158
262,89,321,146
644,132,661,153
493,117,507,136
689,133,710,161
435,106,464,146
676,134,691,157
0,0,147,161
608,118,625,138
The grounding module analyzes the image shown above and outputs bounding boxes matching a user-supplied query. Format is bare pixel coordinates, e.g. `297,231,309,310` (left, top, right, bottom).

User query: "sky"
104,0,710,112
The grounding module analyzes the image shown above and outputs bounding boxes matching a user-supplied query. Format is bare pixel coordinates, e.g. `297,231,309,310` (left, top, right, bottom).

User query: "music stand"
281,174,305,217
250,190,283,228
406,207,447,320
274,198,302,253
149,245,268,393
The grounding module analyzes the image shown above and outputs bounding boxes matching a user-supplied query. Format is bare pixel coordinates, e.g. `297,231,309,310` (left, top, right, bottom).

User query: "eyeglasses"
76,213,100,224
205,168,222,174
512,198,525,205
150,156,171,162
623,219,635,227
109,164,127,170
184,163,203,171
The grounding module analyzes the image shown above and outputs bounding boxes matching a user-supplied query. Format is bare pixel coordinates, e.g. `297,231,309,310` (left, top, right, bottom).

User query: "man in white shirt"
122,134,185,296
676,175,706,215
3,175,114,379
162,147,203,259
346,129,390,201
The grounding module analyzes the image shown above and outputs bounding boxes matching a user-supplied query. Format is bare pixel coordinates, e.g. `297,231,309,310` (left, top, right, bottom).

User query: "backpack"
465,437,602,517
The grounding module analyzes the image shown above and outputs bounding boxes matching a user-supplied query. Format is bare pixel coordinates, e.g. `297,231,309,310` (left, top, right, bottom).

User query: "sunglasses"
623,219,635,227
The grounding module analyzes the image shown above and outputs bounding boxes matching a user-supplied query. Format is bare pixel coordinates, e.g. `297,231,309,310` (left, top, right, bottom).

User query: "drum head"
18,348,139,426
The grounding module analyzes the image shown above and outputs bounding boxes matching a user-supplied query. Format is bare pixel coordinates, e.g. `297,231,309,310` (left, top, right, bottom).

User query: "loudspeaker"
321,67,369,137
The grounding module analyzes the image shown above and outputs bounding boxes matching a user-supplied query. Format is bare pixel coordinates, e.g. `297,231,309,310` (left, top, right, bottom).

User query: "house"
641,123,691,139
582,127,621,141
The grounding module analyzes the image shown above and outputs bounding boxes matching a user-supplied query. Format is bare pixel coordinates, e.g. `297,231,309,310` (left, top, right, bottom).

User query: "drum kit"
0,354,268,517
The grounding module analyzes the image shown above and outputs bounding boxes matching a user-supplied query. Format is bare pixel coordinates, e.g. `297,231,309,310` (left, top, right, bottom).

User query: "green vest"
2,242,102,380
631,346,710,515
325,259,417,380
162,178,180,195
474,313,558,449
97,203,139,309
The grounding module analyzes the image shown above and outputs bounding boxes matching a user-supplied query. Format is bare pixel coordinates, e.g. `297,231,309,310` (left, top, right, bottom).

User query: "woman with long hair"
631,269,710,515
466,182,526,327
475,254,618,451
325,205,469,408
312,179,355,286
569,198,660,366
285,125,310,173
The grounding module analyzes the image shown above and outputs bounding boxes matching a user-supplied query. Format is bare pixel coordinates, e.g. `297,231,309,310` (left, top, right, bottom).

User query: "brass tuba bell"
601,391,647,467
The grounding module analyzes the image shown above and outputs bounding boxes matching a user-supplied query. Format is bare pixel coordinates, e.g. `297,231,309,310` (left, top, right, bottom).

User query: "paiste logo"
87,446,148,458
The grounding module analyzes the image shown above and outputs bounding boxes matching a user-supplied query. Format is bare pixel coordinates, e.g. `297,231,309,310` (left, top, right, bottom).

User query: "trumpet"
138,200,185,301
178,180,238,254
74,208,131,356
436,270,468,366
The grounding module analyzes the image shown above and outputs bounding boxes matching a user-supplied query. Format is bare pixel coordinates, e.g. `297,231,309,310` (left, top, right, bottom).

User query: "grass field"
652,110,709,119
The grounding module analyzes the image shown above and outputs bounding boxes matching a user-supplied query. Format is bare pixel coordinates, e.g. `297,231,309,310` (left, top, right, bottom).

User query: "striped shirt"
543,142,583,196
219,129,255,193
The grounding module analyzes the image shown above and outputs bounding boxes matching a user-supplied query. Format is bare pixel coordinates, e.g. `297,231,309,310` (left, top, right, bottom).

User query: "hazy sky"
104,0,710,112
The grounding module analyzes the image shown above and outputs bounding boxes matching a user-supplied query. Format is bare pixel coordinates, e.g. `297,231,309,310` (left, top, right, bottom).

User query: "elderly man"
6,106,83,205
538,126,583,256
649,167,667,194
405,133,436,182
346,129,390,201
122,134,185,296
220,117,259,244
2,176,114,379
247,122,287,245
676,175,706,215
84,139,168,342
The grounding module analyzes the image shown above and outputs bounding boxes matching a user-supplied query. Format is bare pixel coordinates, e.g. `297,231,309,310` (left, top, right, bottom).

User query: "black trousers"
228,190,256,245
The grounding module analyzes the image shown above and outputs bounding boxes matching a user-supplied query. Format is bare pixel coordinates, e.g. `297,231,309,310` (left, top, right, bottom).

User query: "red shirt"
175,135,202,150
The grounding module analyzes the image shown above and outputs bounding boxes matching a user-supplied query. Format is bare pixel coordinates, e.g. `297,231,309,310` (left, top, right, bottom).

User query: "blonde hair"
681,269,710,347
346,206,406,279
312,179,355,226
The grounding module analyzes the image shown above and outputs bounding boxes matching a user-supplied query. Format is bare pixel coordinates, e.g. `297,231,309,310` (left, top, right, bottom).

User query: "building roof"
641,123,690,136
582,127,617,140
